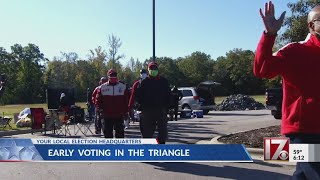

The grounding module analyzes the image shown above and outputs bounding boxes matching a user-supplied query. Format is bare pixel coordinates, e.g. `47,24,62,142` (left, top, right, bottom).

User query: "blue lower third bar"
34,144,253,162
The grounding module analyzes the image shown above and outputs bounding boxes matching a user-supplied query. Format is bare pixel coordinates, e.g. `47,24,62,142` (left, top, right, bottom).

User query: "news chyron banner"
0,138,252,162
264,137,320,162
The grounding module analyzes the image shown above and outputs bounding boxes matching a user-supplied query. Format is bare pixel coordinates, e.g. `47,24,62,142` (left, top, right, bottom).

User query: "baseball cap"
148,62,158,69
107,69,117,77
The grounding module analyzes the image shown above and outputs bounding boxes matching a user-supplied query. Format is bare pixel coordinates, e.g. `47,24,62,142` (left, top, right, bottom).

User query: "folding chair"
46,110,60,134
30,108,46,134
56,112,72,136
0,116,12,130
73,108,94,136
82,114,94,136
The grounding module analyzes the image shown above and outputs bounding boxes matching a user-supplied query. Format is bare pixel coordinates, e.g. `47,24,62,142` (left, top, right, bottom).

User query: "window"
182,90,193,97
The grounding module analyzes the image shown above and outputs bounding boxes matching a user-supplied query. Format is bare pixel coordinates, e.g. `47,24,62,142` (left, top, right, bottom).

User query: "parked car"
266,87,283,119
178,81,219,115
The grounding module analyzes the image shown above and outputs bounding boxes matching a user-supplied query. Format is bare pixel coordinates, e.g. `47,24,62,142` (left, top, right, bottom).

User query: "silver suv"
178,81,219,115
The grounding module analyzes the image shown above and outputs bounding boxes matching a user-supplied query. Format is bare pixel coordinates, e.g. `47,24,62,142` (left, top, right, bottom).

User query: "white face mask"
140,73,147,80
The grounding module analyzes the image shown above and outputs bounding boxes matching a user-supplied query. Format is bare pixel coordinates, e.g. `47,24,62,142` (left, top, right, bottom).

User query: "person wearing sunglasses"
135,62,171,144
96,69,129,138
254,2,320,179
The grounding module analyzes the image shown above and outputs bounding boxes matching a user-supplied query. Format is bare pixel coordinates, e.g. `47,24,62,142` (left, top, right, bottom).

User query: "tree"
177,52,214,87
157,57,187,87
213,49,265,95
87,46,108,83
227,49,265,94
0,48,19,104
11,44,47,103
107,34,124,68
281,0,320,43
211,56,233,96
88,46,106,63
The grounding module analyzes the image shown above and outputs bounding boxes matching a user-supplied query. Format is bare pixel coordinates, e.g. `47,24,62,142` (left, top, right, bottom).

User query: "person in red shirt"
128,69,148,112
91,77,107,135
128,69,148,130
96,69,129,138
255,2,320,179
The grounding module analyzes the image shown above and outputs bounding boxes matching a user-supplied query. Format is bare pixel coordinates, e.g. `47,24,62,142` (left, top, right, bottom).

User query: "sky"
0,0,296,65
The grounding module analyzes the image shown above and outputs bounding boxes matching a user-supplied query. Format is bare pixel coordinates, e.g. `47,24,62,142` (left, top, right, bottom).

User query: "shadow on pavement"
253,159,284,168
145,162,291,180
124,122,223,144
208,112,269,116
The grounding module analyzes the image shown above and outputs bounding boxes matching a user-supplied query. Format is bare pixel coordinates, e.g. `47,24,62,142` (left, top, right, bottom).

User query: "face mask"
109,77,118,84
140,73,147,80
149,70,158,77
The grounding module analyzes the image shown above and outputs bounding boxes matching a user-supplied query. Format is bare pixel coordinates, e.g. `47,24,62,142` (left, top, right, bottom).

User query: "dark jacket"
136,76,171,110
171,88,183,105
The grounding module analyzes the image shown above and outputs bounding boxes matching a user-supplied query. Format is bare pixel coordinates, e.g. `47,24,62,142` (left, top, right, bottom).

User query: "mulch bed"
218,125,283,149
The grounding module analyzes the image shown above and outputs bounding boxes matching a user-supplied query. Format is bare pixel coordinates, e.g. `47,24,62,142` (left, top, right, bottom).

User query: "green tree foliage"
11,44,47,103
107,34,124,68
158,57,186,87
177,52,214,87
211,56,233,96
0,47,19,104
212,49,265,95
281,0,320,43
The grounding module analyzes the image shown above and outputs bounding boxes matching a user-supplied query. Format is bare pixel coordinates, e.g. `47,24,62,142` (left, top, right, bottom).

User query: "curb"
196,136,296,166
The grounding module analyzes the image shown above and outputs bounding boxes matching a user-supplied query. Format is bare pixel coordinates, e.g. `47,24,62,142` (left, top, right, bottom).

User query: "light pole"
153,0,155,62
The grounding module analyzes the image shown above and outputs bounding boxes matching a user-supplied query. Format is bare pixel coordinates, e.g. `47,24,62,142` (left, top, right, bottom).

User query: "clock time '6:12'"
293,155,305,161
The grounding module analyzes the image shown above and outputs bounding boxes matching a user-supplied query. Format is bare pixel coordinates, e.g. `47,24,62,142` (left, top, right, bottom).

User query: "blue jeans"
287,134,320,180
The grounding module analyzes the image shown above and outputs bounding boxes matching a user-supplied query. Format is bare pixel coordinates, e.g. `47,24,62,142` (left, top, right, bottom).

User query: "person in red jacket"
128,69,148,113
96,69,129,138
255,2,320,179
128,69,148,130
91,77,107,134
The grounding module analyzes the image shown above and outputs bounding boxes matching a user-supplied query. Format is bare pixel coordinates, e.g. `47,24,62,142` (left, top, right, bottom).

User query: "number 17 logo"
264,137,290,161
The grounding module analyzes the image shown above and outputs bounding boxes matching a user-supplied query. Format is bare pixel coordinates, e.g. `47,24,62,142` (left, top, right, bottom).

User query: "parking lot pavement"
3,110,280,144
0,110,296,179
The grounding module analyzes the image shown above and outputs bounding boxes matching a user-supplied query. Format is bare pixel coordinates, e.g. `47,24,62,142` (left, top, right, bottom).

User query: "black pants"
141,108,167,144
287,134,320,180
95,111,102,132
173,104,178,121
102,117,124,138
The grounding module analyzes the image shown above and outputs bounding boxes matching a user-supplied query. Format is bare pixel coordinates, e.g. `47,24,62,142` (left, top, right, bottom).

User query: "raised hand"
259,1,286,35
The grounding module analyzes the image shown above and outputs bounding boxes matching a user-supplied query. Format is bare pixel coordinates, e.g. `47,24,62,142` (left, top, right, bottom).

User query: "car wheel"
182,104,191,110
203,110,209,115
